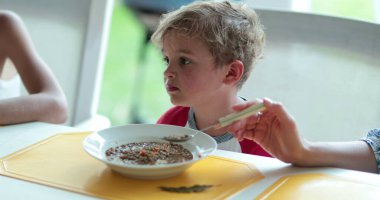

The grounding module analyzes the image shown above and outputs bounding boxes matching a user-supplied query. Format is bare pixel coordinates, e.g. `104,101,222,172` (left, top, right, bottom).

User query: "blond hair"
151,0,265,88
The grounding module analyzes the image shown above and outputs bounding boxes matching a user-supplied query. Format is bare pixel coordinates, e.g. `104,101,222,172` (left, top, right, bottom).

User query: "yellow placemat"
0,132,263,200
256,173,380,200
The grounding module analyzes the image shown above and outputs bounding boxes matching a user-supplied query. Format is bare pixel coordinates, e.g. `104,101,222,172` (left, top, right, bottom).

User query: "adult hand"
229,98,308,164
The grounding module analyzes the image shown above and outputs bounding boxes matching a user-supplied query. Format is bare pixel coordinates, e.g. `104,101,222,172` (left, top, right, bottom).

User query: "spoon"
162,133,196,142
162,103,265,142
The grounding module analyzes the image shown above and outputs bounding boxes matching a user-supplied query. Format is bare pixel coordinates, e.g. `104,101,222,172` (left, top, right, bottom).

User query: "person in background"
0,10,68,125
152,0,270,156
229,98,380,174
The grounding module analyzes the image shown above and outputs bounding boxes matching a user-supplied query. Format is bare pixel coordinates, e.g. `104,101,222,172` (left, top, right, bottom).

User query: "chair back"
239,10,380,141
0,0,113,126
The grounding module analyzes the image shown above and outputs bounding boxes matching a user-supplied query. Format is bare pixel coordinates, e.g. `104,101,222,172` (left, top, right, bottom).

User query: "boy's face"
162,31,228,107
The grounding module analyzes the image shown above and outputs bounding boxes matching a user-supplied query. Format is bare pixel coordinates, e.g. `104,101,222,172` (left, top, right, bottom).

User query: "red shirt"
157,106,272,157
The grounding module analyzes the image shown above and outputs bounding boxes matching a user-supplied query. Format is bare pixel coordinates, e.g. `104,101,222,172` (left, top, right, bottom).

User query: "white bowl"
83,124,217,179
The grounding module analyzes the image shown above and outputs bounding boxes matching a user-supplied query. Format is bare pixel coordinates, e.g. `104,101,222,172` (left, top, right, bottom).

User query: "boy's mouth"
166,84,179,92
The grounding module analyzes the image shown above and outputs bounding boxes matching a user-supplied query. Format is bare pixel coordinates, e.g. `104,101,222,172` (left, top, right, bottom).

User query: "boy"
152,0,269,155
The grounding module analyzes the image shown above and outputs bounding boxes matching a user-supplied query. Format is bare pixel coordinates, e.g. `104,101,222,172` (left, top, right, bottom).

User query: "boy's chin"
170,97,189,107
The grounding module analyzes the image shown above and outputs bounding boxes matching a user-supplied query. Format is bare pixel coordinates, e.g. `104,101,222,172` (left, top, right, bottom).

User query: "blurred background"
98,0,380,126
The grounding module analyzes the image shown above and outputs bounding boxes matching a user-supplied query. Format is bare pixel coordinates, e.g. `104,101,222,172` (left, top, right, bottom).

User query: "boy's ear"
223,60,244,85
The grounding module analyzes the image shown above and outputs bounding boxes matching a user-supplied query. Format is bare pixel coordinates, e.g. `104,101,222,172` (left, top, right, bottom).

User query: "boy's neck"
191,95,244,136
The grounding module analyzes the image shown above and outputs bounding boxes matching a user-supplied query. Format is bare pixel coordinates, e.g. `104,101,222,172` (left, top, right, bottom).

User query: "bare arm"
304,140,378,173
229,98,378,173
0,11,68,125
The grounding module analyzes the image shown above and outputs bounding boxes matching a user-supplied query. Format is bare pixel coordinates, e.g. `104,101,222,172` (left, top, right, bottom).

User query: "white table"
1,122,380,200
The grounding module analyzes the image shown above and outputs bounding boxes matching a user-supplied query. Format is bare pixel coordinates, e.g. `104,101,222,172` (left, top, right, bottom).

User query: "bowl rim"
82,124,217,169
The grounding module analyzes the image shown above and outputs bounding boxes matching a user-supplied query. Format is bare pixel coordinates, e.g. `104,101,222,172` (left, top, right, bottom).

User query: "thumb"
263,98,296,127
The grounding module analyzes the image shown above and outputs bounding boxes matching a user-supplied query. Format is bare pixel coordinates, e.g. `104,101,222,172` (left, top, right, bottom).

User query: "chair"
238,9,380,141
0,0,114,130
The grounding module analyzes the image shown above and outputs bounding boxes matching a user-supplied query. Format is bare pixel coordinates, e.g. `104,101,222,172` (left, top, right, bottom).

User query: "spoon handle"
199,103,265,132
218,103,265,127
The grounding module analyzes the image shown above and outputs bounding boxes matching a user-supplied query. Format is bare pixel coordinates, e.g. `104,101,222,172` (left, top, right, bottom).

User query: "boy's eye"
180,57,191,65
163,57,169,65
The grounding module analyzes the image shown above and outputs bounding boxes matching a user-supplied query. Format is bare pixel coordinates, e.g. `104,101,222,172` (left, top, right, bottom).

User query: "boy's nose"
163,65,175,78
